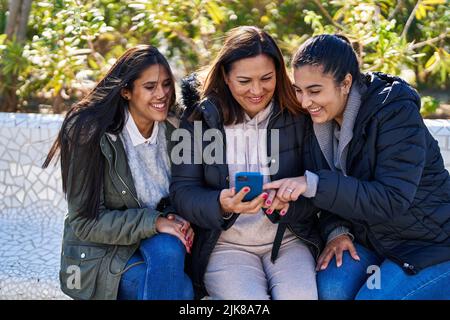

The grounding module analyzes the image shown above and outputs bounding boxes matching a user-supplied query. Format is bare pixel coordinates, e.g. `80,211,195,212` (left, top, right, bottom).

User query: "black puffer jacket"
304,72,450,274
170,75,322,298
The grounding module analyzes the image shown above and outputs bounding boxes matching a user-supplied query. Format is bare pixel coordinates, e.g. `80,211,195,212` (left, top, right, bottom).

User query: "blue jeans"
117,234,194,300
317,243,450,300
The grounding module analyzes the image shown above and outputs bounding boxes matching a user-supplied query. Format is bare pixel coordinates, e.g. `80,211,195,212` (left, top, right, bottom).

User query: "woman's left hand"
263,177,307,202
166,214,195,253
316,234,360,271
262,189,290,216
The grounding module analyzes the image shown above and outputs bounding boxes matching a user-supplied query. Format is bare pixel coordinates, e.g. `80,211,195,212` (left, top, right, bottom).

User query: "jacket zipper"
102,135,147,278
105,135,142,208
363,223,416,273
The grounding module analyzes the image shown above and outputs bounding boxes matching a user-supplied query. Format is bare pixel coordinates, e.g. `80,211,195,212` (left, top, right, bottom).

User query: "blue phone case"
235,172,263,202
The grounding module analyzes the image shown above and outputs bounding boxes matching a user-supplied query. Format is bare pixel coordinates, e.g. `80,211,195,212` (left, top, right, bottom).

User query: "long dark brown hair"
197,26,302,125
43,45,176,219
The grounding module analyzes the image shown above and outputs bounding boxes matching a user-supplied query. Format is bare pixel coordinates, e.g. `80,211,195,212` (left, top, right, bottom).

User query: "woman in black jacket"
170,26,322,300
265,34,450,300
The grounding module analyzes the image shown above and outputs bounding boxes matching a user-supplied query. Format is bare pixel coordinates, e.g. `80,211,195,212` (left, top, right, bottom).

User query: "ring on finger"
286,188,294,193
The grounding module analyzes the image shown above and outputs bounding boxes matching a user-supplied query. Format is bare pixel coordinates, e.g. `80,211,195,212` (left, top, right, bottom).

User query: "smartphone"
235,172,263,202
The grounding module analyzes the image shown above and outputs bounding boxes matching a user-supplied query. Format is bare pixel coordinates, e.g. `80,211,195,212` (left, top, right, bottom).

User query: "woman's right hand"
219,187,268,215
155,214,194,253
316,234,360,271
263,176,307,202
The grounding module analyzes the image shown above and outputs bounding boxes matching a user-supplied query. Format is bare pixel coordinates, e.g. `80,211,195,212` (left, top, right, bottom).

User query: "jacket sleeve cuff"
326,226,354,244
147,211,164,236
303,170,319,198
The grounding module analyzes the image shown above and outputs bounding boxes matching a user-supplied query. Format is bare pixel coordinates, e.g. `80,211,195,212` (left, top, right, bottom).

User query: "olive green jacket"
59,119,177,300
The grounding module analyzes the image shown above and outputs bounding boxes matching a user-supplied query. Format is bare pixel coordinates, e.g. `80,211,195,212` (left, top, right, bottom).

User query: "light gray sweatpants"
204,238,318,300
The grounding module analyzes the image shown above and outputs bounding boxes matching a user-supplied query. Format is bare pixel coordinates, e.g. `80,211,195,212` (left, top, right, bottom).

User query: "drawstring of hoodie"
243,112,261,173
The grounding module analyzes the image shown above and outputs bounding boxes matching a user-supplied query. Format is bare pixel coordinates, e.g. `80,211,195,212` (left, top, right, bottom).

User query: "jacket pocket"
60,244,108,300
104,189,127,209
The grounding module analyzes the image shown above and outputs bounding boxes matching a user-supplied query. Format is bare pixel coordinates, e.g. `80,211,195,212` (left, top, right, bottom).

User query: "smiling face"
121,64,173,137
224,54,276,118
293,64,352,126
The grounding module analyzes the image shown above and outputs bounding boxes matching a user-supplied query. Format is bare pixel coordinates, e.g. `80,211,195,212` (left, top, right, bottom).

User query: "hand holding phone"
219,172,268,215
235,172,263,202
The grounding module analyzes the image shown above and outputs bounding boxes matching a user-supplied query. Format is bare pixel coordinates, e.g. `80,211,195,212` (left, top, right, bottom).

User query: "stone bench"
0,112,449,299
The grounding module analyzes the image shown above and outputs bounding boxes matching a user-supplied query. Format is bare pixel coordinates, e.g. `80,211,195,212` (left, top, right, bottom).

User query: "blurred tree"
5,0,31,42
0,0,32,112
0,0,447,114
0,0,7,33
300,0,449,114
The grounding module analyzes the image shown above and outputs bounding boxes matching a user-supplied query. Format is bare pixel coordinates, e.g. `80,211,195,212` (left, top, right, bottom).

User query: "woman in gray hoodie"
171,26,322,300
265,34,450,300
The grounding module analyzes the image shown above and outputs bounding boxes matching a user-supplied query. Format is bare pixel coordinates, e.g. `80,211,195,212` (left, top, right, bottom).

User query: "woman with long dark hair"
44,45,194,300
265,34,450,300
171,26,322,300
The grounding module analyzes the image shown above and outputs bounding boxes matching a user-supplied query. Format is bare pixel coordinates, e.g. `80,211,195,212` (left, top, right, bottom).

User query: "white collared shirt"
125,108,159,147
120,108,170,210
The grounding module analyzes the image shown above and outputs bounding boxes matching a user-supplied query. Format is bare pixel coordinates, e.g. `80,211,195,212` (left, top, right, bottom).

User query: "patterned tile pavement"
0,113,68,299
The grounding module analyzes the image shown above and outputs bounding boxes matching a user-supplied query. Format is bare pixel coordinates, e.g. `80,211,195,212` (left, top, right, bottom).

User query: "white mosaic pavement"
0,113,69,299
0,113,450,300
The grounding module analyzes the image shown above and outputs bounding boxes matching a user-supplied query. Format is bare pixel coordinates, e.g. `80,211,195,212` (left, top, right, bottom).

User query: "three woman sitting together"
44,26,450,300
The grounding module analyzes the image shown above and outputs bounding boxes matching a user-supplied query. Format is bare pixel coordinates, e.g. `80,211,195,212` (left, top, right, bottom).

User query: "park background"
0,0,449,299
0,0,448,116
